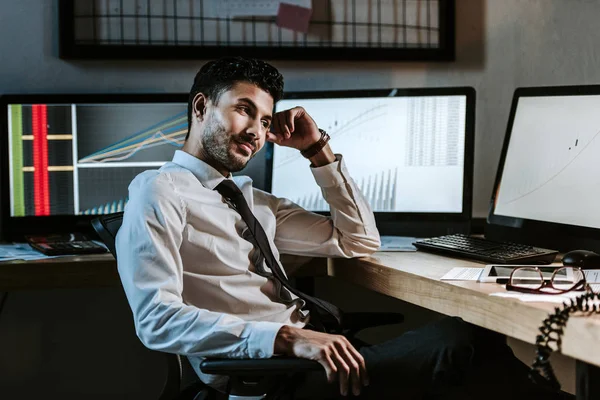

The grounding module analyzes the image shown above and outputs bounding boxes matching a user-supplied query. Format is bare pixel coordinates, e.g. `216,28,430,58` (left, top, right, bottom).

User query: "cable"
532,292,600,389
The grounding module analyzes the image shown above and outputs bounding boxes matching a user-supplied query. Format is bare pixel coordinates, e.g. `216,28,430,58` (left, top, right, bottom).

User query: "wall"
5,0,600,218
1,0,597,397
3,0,600,215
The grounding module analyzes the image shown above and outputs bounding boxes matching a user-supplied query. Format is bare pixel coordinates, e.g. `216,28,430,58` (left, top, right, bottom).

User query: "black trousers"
274,317,573,400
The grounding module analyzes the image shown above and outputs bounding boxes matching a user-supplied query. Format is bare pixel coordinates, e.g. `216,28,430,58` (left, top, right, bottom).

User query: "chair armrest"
200,357,321,376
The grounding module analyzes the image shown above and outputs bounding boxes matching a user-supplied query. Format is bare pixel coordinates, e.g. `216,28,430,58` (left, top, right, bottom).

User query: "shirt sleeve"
116,171,283,359
273,154,381,258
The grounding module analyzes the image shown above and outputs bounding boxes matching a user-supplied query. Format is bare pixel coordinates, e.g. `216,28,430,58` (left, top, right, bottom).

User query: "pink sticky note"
276,3,312,33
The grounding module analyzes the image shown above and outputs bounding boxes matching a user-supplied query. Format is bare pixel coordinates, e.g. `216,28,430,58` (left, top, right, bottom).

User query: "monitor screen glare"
271,94,467,213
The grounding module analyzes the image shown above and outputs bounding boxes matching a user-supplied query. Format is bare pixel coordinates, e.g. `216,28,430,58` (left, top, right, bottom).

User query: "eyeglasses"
506,266,592,295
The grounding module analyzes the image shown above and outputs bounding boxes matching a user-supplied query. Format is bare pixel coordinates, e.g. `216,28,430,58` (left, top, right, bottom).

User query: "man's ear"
192,93,208,121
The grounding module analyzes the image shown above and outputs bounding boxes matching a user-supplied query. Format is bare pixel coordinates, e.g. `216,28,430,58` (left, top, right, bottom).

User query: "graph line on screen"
499,128,600,206
274,103,388,168
78,111,186,164
272,95,466,213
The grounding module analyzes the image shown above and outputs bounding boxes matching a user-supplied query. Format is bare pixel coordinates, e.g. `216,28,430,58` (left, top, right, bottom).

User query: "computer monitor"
267,87,475,236
0,94,188,239
487,85,600,252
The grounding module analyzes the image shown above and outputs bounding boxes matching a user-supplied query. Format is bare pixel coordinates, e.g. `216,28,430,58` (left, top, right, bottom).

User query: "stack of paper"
0,243,55,262
490,271,600,303
490,285,600,303
441,267,484,281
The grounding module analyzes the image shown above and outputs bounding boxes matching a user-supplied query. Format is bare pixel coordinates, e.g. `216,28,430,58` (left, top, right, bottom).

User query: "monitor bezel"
0,93,188,240
265,87,476,236
486,85,600,252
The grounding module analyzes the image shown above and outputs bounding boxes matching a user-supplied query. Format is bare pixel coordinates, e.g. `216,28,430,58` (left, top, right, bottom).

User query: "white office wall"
3,0,600,217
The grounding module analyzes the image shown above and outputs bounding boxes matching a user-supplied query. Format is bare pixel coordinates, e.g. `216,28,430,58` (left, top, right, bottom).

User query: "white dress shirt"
116,150,380,388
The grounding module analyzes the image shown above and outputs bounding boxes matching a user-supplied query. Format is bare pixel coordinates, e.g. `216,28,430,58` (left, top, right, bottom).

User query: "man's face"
200,82,274,173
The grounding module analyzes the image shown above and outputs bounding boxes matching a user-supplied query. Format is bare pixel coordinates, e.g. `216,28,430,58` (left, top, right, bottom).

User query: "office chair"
92,212,404,399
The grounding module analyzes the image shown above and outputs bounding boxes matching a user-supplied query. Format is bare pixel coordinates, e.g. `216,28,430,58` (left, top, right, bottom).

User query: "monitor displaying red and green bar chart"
7,102,187,217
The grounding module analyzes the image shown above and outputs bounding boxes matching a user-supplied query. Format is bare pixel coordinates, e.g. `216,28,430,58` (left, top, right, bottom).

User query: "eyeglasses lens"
511,267,544,290
552,267,584,291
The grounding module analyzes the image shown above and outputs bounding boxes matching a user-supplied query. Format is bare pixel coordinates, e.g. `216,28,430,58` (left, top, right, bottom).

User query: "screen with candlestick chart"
269,89,471,214
5,99,187,217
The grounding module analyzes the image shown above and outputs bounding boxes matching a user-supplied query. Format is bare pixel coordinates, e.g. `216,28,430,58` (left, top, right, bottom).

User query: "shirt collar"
171,150,231,190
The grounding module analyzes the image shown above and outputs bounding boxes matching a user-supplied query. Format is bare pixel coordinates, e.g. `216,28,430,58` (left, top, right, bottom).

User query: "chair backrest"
91,213,332,398
91,212,124,258
91,212,197,400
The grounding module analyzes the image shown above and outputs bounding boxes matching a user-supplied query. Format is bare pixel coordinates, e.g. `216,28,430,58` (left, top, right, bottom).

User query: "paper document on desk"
441,267,484,281
0,243,57,261
584,270,600,283
379,236,418,252
490,284,600,303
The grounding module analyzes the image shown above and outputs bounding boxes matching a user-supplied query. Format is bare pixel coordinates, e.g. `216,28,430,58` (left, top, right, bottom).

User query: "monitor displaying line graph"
270,91,467,213
494,95,600,229
7,101,186,217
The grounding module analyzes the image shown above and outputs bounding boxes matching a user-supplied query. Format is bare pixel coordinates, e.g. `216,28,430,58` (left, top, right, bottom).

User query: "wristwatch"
300,129,330,158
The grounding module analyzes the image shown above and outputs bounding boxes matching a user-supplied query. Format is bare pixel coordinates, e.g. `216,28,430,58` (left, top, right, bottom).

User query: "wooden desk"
0,253,327,291
0,253,119,290
329,251,600,398
5,250,597,361
3,250,598,396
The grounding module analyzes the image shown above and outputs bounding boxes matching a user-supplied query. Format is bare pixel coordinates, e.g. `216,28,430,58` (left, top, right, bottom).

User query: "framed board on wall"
59,0,455,61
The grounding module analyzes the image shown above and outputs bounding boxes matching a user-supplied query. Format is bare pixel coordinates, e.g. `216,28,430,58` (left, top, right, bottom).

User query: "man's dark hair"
186,56,284,140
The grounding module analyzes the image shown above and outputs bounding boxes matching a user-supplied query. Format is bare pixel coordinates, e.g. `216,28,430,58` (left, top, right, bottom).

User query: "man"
116,57,571,399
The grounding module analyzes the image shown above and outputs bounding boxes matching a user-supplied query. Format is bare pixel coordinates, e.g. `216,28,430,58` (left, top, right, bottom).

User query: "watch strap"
301,129,330,158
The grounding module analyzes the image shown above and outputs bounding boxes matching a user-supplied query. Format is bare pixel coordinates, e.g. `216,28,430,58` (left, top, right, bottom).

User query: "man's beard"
201,115,254,173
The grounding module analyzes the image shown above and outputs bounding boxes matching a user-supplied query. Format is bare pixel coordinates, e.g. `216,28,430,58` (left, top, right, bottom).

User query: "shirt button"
258,350,265,357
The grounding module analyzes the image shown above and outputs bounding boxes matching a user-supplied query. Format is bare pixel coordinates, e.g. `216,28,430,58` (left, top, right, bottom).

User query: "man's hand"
274,325,369,397
268,106,321,151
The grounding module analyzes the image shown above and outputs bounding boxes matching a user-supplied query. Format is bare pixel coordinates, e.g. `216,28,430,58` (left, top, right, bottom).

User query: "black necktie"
215,179,342,332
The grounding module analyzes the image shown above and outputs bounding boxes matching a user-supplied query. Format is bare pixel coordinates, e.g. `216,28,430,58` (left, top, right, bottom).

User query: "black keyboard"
413,234,558,264
29,240,108,256
26,233,108,256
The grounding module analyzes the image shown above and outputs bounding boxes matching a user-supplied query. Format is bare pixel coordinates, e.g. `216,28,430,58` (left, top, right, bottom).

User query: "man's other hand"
274,325,369,397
